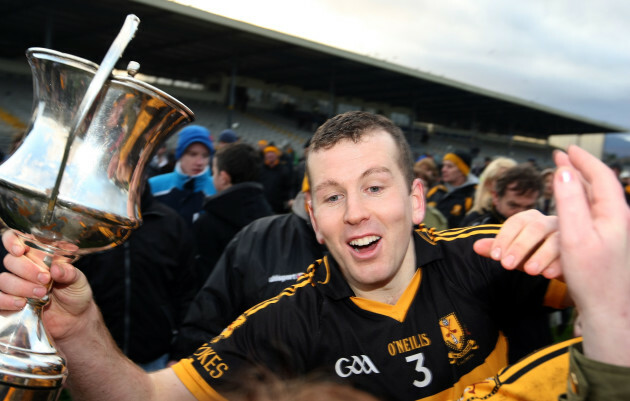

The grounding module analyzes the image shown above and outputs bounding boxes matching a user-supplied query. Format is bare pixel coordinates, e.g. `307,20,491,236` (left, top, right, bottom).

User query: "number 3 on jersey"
405,352,432,388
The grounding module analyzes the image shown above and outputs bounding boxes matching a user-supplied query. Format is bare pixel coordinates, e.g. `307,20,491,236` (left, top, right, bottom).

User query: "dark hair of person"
307,111,414,191
215,142,262,184
224,368,383,401
494,164,543,197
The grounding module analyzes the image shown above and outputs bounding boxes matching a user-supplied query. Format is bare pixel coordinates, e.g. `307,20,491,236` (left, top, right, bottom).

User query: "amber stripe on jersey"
210,258,329,344
415,224,501,243
433,225,501,240
172,359,228,401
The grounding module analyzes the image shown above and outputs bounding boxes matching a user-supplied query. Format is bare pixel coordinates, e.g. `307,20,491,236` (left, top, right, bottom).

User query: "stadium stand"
0,73,311,159
0,0,625,171
0,70,557,167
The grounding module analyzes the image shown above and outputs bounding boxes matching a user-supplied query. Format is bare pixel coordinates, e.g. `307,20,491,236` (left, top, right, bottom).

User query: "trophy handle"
44,14,141,225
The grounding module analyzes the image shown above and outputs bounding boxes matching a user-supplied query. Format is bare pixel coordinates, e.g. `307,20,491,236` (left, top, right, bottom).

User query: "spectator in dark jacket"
193,143,273,283
258,145,292,213
77,183,197,371
427,150,478,228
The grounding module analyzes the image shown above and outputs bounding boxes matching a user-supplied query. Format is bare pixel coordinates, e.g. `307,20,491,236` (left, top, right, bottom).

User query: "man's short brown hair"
307,111,414,191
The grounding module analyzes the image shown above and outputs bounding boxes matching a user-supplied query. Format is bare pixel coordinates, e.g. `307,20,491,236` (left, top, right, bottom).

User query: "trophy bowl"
0,16,194,400
0,47,194,256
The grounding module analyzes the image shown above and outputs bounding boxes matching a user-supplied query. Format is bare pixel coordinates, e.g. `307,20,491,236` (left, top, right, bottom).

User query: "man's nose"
343,193,369,225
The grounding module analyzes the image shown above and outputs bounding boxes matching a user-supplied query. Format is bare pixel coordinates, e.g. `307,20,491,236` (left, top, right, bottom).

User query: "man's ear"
491,190,499,207
305,191,325,244
411,178,425,225
218,170,231,187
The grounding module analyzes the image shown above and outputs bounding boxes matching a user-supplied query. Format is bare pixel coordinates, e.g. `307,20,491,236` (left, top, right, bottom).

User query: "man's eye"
368,186,382,193
325,194,340,203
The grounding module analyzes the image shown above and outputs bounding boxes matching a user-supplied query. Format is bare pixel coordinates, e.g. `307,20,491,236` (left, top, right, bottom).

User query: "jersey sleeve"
172,358,229,401
543,278,567,309
431,226,562,314
474,248,557,315
171,276,319,398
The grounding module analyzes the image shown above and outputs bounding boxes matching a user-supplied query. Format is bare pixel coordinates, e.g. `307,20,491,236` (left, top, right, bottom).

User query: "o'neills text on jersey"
387,333,431,356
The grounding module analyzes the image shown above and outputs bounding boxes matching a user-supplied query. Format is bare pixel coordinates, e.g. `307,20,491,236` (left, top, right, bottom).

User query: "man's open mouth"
348,236,381,252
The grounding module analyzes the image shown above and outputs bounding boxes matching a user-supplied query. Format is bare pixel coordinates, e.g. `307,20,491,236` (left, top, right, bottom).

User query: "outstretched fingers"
481,210,559,273
554,166,593,249
565,145,626,221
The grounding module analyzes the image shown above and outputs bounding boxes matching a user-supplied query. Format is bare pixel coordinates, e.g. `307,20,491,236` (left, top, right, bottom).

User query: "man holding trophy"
1,114,629,400
0,13,627,401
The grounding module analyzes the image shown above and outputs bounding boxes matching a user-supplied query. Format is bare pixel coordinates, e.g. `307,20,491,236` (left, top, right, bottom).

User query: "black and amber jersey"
172,225,567,401
458,337,582,401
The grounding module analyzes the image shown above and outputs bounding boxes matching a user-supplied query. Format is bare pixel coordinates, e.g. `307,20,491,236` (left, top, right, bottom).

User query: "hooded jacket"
193,182,273,283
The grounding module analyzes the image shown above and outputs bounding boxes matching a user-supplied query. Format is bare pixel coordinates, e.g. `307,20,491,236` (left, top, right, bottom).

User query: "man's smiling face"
306,129,424,295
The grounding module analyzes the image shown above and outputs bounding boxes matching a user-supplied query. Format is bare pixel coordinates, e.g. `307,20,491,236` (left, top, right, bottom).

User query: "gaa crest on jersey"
439,312,478,365
335,355,380,378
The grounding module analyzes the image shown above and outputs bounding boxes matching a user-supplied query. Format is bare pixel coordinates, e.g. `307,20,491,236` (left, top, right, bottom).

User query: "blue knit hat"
175,125,214,160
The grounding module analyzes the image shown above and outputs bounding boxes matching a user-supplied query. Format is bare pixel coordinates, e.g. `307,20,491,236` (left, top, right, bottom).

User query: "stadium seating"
0,72,555,167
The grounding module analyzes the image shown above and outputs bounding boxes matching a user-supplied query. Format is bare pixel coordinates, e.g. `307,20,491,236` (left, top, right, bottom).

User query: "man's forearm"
58,302,157,400
580,313,630,368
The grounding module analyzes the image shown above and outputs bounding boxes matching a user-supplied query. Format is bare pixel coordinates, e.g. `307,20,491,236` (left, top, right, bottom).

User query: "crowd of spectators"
85,120,630,374
2,111,629,400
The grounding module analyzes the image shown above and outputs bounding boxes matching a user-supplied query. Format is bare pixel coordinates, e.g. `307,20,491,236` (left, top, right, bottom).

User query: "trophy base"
0,294,67,401
0,382,62,401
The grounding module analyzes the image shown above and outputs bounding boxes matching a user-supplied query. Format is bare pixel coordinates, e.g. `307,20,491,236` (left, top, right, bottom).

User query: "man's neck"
349,240,417,305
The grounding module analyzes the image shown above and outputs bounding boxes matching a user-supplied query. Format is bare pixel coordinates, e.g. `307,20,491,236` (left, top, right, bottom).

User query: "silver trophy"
0,15,194,400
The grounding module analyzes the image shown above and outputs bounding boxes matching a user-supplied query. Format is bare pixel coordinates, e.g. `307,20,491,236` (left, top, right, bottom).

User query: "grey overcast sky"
174,0,630,153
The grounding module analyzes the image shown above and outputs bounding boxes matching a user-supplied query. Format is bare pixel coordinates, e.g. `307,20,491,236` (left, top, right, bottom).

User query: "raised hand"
553,145,630,366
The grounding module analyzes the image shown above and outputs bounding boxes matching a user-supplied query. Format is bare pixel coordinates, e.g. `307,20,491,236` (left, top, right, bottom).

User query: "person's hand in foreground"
552,145,630,367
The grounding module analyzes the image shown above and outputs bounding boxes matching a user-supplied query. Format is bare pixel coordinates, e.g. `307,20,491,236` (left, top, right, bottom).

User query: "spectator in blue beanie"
149,125,216,226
